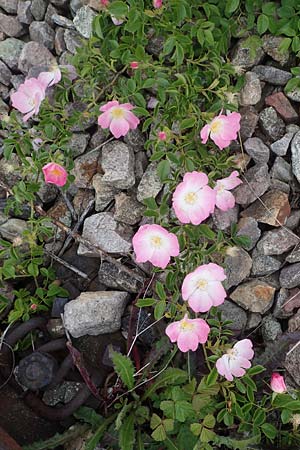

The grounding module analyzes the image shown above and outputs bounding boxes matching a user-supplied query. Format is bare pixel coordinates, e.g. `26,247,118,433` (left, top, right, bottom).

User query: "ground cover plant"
2,0,300,449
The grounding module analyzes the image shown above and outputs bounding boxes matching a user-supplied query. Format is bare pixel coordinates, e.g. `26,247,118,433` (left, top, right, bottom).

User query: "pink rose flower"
166,314,210,352
172,171,216,225
130,61,139,70
214,170,242,211
200,111,241,150
11,78,46,122
98,100,140,139
158,131,167,141
38,66,61,88
182,263,226,313
132,224,179,269
30,304,37,310
153,0,163,8
270,373,287,393
42,162,68,187
216,339,254,382
101,0,109,5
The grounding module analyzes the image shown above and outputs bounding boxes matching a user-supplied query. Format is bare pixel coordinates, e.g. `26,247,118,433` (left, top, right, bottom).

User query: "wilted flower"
214,171,242,211
98,100,140,139
11,78,46,122
182,263,226,313
42,162,68,187
132,224,179,269
172,171,216,225
200,111,241,150
166,314,210,352
270,373,287,394
216,339,254,381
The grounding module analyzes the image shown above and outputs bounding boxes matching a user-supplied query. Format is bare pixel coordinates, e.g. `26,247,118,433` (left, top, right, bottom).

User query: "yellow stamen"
180,320,194,331
197,279,208,290
51,168,62,176
210,119,222,134
184,192,197,204
111,107,125,119
151,236,162,248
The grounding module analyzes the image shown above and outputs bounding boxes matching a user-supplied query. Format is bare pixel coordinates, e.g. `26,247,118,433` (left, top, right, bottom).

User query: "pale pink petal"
11,91,32,113
100,101,119,112
110,117,130,138
183,171,208,188
121,103,134,111
216,355,233,381
167,233,180,257
270,373,287,393
211,133,231,150
193,319,210,343
188,291,213,313
216,190,235,211
219,171,242,190
177,331,199,352
165,322,180,342
207,281,226,307
234,339,254,360
125,110,140,129
150,249,170,269
200,124,210,144
42,162,67,187
206,263,226,281
98,111,112,129
23,109,35,122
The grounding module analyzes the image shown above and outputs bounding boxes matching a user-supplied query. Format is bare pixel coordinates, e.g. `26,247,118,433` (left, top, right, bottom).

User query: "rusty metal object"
0,426,22,450
16,352,58,390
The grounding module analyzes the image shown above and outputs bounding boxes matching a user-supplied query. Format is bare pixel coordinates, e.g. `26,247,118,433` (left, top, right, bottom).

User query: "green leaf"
160,400,175,419
154,300,166,319
136,297,155,308
108,1,128,17
253,409,266,426
190,423,202,436
247,365,265,376
203,414,216,429
278,37,292,52
198,225,216,240
225,0,240,17
74,406,103,429
156,281,166,301
261,423,277,440
111,351,135,390
143,368,187,400
85,413,117,450
281,408,292,424
200,427,216,443
180,117,196,130
27,262,39,278
119,414,135,450
175,400,194,422
257,14,269,34
157,159,171,181
206,368,218,386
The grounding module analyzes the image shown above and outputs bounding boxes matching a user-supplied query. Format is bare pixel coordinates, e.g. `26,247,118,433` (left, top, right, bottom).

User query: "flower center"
217,183,225,192
184,192,197,204
111,107,125,119
210,119,222,134
50,168,62,177
226,348,238,359
197,279,208,290
151,236,162,248
180,320,194,332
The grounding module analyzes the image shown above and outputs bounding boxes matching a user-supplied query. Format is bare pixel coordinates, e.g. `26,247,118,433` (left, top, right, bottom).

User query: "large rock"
284,344,300,386
252,65,292,85
239,72,261,106
66,133,89,157
234,164,270,206
64,291,129,338
261,315,282,342
31,0,47,20
29,21,55,50
291,131,300,183
224,246,252,289
239,106,259,140
230,280,275,313
98,260,144,293
231,37,265,69
137,162,163,202
73,5,96,38
241,190,290,227
0,13,25,37
92,174,117,211
18,1,34,24
262,34,290,65
212,205,239,231
273,288,294,319
271,157,292,183
271,132,294,156
0,60,12,86
102,142,135,190
217,300,247,331
236,217,261,250
72,150,101,188
259,107,285,141
256,228,298,256
0,0,18,13
18,41,55,74
251,255,281,276
0,38,24,70
265,92,298,124
78,212,132,256
114,193,144,225
280,263,300,289
243,137,269,163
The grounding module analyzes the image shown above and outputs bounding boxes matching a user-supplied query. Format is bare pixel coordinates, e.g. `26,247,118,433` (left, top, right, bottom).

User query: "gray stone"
291,131,300,184
259,107,285,141
66,133,89,157
252,65,292,85
72,150,101,189
46,318,65,338
44,3,58,27
230,280,275,313
286,248,300,264
0,0,18,13
18,42,55,74
234,164,270,206
78,212,132,256
273,288,294,319
66,102,96,131
251,255,281,276
218,300,247,330
55,28,66,55
135,150,148,183
70,0,84,15
43,381,83,406
241,190,290,227
72,188,94,216
246,312,262,330
29,21,55,50
286,210,300,230
224,246,252,289
239,71,261,106
51,0,69,6
0,218,28,242
11,74,25,89
256,228,299,256
0,60,11,86
30,0,47,20
0,38,23,70
92,173,117,211
262,35,290,65
146,35,164,57
287,124,300,134
114,193,144,225
89,128,107,149
285,78,300,102
271,157,292,183
102,142,135,190
52,14,75,29
0,13,25,38
137,162,163,202
37,182,58,203
236,217,261,250
231,37,265,69
284,344,300,386
280,263,300,288
73,6,96,38
0,97,8,113
18,1,33,24
270,179,290,195
270,132,294,156
98,260,144,294
243,137,269,163
64,291,129,338
64,29,82,54
261,315,282,342
123,128,145,152
239,106,259,140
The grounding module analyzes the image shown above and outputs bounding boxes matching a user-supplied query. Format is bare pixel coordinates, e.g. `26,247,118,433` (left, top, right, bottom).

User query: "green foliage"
111,351,135,390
